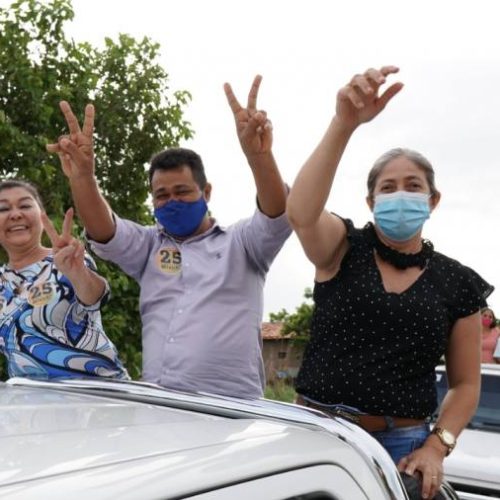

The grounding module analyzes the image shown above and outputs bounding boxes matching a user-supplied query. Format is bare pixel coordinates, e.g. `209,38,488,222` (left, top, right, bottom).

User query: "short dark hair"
0,179,44,209
148,148,207,189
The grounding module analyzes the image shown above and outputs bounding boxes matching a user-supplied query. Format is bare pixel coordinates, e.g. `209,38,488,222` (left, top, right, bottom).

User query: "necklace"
366,223,434,270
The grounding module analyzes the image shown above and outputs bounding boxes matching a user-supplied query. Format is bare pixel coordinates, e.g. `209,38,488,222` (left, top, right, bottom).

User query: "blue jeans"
371,423,431,464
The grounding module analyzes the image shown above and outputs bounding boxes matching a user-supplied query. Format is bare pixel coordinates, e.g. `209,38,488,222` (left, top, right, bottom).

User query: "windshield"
435,369,500,431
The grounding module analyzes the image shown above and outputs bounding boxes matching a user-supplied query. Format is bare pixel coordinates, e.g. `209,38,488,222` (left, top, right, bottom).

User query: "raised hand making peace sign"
224,75,273,158
46,102,95,179
42,208,85,279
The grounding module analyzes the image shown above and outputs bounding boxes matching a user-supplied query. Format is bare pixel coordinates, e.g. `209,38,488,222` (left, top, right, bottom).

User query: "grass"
264,380,297,403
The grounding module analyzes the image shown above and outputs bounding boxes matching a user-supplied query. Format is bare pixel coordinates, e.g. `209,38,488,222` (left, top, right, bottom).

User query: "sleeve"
86,214,154,281
342,217,357,237
450,265,493,320
235,208,292,274
75,253,110,311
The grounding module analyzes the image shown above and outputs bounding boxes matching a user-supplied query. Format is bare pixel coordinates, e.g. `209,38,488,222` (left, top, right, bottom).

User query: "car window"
435,369,500,431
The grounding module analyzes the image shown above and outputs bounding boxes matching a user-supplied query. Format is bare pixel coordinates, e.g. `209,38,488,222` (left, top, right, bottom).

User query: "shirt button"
185,262,190,267
178,309,183,314
168,337,175,343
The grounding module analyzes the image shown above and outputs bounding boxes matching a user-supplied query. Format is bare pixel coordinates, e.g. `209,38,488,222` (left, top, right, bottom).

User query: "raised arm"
42,209,107,306
46,102,115,242
224,75,287,218
287,66,403,277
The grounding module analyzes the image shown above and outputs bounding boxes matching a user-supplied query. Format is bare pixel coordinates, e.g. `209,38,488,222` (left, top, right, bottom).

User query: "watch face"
441,429,455,445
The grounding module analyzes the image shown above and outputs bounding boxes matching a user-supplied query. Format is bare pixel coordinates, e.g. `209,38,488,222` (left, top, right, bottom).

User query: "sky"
3,0,500,318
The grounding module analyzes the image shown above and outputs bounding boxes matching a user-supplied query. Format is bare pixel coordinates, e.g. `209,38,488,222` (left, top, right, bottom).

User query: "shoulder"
340,219,374,256
114,214,157,235
344,219,371,240
230,209,291,235
430,251,494,302
431,251,463,268
432,251,488,282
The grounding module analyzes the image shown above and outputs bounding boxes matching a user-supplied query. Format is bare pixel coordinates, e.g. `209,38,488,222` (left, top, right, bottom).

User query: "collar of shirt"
156,217,226,243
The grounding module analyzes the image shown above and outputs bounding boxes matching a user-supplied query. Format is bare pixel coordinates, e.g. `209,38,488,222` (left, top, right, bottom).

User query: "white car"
0,377,457,500
436,364,500,499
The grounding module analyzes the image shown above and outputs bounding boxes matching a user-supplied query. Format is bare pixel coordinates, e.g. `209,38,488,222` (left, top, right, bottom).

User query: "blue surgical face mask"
373,191,431,242
154,196,208,237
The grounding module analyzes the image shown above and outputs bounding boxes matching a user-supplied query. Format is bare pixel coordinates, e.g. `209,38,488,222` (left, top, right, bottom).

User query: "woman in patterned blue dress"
0,179,128,380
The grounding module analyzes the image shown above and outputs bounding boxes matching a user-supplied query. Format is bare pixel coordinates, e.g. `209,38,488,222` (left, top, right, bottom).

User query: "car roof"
436,363,500,376
0,378,406,499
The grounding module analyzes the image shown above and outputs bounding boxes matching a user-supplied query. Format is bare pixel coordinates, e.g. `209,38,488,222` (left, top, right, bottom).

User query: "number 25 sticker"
156,247,182,274
28,282,56,307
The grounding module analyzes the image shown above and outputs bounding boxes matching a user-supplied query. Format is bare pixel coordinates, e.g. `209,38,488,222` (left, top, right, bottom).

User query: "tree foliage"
269,288,314,344
0,0,193,379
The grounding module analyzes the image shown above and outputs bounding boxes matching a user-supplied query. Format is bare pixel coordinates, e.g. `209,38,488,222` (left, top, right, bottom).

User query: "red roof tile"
261,322,293,340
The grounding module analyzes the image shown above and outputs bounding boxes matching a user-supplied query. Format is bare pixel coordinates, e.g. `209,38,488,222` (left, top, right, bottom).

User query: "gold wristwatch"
431,426,456,456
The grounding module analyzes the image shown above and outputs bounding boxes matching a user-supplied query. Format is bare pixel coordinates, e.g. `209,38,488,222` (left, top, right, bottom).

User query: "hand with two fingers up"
41,208,86,281
46,101,96,180
224,75,273,159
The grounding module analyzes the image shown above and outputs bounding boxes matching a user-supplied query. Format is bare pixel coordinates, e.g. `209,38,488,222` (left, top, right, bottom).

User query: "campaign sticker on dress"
0,295,6,312
156,247,182,274
27,281,56,307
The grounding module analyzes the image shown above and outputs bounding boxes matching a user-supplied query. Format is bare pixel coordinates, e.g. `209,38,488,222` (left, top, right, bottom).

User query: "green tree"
0,0,193,379
269,288,314,344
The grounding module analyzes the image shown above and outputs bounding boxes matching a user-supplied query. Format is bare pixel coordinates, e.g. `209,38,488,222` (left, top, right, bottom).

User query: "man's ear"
430,190,441,211
366,195,374,212
203,183,212,203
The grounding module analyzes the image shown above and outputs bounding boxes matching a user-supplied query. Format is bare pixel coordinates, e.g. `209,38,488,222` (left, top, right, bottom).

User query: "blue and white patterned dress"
0,254,129,380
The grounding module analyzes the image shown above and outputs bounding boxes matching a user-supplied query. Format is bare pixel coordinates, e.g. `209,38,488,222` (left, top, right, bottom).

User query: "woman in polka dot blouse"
287,66,492,500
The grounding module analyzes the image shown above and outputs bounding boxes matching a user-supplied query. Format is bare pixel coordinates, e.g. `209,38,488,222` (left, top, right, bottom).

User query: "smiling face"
0,187,44,253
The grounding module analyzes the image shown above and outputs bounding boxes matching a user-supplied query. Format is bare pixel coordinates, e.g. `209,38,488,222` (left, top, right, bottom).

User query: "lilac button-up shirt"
89,209,291,398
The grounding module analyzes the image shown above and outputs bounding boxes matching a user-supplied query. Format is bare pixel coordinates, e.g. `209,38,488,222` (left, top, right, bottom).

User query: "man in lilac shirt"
47,76,291,398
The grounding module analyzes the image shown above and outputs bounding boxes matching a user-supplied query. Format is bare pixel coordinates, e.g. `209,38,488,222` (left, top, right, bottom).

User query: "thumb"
377,82,404,111
246,112,266,135
46,143,61,153
59,138,89,166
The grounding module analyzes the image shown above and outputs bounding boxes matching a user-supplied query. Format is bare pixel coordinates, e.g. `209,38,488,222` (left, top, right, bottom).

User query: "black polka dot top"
295,219,493,419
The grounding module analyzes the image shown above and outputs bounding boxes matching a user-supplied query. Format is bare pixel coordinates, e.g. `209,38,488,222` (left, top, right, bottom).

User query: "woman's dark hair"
148,147,207,189
366,148,438,201
481,307,497,329
0,179,44,209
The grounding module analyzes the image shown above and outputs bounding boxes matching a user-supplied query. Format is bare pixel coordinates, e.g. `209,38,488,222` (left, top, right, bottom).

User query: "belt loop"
384,416,395,431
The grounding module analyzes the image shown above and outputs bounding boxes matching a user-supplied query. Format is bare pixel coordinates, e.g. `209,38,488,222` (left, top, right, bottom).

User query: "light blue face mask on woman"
373,191,431,242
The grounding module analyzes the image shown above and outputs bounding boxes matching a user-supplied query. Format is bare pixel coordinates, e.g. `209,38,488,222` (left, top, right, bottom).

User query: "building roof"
261,322,293,340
